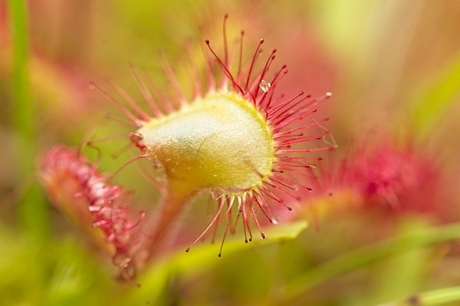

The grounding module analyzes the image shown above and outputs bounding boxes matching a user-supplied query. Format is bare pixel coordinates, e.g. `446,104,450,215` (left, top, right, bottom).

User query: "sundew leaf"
406,51,460,138
128,220,308,304
378,286,460,306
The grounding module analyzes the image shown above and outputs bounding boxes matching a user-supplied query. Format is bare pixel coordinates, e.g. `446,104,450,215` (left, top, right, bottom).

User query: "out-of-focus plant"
3,1,460,306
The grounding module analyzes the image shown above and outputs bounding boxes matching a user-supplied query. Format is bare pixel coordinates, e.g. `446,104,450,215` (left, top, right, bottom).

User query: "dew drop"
89,81,96,90
260,80,271,93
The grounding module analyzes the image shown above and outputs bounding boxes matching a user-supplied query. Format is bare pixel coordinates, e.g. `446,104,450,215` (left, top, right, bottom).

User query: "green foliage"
3,1,460,305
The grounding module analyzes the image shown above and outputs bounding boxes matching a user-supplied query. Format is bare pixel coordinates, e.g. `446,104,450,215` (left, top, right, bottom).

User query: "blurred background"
1,0,460,305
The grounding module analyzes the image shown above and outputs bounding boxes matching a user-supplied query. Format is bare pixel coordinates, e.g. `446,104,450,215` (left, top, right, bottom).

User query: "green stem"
7,0,49,239
418,286,460,306
379,286,460,306
279,222,460,303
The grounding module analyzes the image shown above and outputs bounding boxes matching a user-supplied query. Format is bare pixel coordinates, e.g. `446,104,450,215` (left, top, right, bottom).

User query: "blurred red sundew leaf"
406,51,460,138
127,220,308,304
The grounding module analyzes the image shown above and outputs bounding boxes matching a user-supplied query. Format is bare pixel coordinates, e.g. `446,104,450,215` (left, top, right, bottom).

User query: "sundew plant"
3,1,460,305
41,13,335,284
